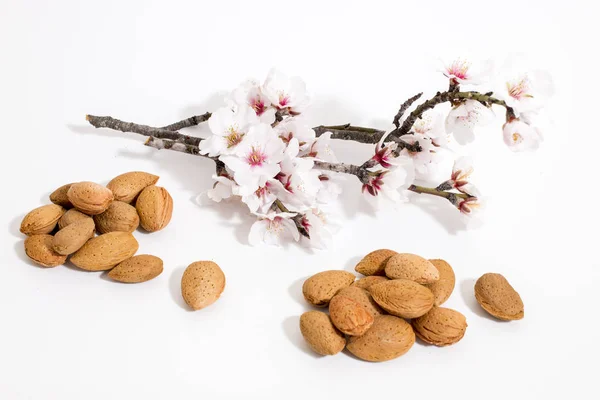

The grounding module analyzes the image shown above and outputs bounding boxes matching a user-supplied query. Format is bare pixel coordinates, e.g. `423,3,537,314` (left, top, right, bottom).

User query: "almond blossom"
445,100,494,145
300,208,339,249
228,79,276,124
273,119,316,151
362,158,415,207
495,70,554,114
199,105,259,157
262,69,310,114
248,211,300,246
220,123,286,195
440,57,493,85
305,132,337,162
399,134,440,179
411,110,446,144
502,118,543,152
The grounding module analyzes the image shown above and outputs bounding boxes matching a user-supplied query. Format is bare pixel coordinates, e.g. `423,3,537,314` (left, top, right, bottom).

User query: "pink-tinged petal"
248,220,269,246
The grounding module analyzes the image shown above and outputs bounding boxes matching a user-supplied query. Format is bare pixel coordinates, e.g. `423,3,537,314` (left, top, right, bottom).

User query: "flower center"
225,127,243,148
250,97,266,116
506,76,532,100
278,92,290,107
246,146,267,167
267,217,285,235
512,132,523,144
447,59,470,80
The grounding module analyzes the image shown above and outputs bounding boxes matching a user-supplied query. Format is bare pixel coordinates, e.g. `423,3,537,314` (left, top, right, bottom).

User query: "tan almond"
347,315,415,362
108,255,163,283
352,276,389,290
49,183,74,208
355,249,397,276
67,182,114,215
70,231,138,271
94,201,140,234
329,295,374,336
425,259,456,306
412,307,467,346
369,279,435,319
52,218,96,255
135,185,173,232
181,261,226,310
299,311,346,356
385,253,439,284
475,273,524,320
58,209,93,230
302,270,355,307
20,204,65,235
337,286,384,317
24,234,67,268
106,171,160,204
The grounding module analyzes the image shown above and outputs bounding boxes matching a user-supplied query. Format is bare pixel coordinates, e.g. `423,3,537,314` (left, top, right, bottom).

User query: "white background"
1,1,598,399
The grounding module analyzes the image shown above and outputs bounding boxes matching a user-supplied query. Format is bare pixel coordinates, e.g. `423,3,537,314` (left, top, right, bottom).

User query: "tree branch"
393,92,423,128
161,113,212,131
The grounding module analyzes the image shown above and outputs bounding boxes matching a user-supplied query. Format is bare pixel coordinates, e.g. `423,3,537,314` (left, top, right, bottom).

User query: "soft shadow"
10,214,25,239
13,240,39,267
169,266,192,311
288,276,309,306
344,255,362,273
282,316,322,359
342,348,369,362
408,196,466,235
459,279,498,321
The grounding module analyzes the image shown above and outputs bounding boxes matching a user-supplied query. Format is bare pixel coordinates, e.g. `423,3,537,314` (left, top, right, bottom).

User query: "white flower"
262,68,310,114
502,119,542,152
456,191,485,229
220,123,286,195
440,57,493,85
301,209,335,249
411,110,446,140
315,173,344,203
445,100,494,145
399,134,440,179
206,175,238,203
248,211,300,246
362,158,415,207
241,183,277,214
273,119,316,151
452,156,474,183
228,79,276,124
199,105,259,157
305,132,337,162
495,70,554,114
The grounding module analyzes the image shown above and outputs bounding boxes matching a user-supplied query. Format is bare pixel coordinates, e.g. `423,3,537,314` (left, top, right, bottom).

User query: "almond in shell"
425,259,456,306
385,253,439,284
474,273,524,320
181,261,226,310
67,182,114,215
106,171,159,204
94,201,140,234
329,295,374,336
355,249,397,276
302,270,355,307
58,209,93,230
369,279,435,319
346,315,415,362
70,231,138,271
412,307,467,346
352,276,389,290
108,255,163,283
337,286,384,317
49,183,74,208
135,185,173,232
52,218,96,255
20,204,65,235
299,311,346,356
24,234,67,268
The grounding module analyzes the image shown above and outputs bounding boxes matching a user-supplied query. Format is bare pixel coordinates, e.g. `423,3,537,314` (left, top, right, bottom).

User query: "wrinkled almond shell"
20,204,65,236
24,234,67,268
181,261,226,310
300,311,346,356
355,249,397,276
70,231,139,271
302,270,355,307
412,307,467,346
108,255,163,283
475,273,524,320
347,315,415,362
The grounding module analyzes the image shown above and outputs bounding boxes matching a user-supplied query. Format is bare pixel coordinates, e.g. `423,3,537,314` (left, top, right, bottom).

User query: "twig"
392,92,423,128
161,113,211,131
144,137,210,158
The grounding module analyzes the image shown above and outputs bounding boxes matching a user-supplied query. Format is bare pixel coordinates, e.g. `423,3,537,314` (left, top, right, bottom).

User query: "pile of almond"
19,171,172,283
300,249,525,361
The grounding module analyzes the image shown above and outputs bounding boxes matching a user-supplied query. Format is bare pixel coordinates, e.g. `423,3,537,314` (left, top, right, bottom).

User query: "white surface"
0,1,598,399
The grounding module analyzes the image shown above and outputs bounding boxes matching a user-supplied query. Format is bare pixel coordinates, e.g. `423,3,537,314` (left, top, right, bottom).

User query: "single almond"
58,209,93,230
425,259,456,306
106,171,159,204
94,201,140,234
70,231,138,271
385,253,439,284
369,279,435,319
475,273,524,320
24,234,67,268
181,261,226,310
108,255,163,283
67,182,114,215
52,218,96,255
136,185,173,232
299,311,346,356
337,286,384,317
20,204,65,235
302,270,355,307
352,276,389,290
346,315,415,362
412,307,467,346
355,249,398,276
329,294,374,336
49,183,74,208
